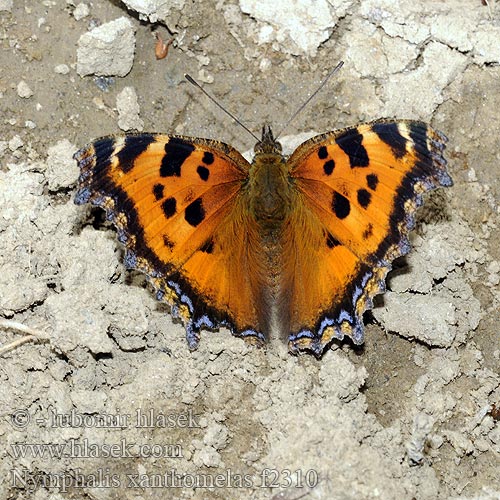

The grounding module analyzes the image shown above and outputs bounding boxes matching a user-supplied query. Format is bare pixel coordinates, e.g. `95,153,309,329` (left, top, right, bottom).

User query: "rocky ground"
0,1,499,499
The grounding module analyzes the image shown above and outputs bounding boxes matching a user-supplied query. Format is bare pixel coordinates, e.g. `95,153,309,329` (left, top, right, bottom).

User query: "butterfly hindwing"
74,133,266,347
284,120,451,354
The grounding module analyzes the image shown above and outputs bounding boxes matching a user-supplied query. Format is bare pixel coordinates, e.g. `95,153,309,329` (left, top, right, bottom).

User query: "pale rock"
44,288,115,356
73,2,89,21
17,80,33,98
116,86,144,131
381,41,468,118
70,389,107,413
472,25,500,65
121,0,185,22
373,291,457,347
54,64,70,75
239,0,346,56
192,445,223,468
344,20,419,78
0,0,13,12
45,139,79,190
406,413,434,464
77,17,136,77
8,135,24,151
430,12,475,52
203,422,229,450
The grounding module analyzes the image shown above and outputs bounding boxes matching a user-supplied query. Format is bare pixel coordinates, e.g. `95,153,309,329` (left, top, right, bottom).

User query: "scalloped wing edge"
287,124,452,356
74,139,266,351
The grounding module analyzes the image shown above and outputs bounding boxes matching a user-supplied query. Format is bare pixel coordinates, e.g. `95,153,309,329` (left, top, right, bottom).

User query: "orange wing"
74,133,266,347
283,120,452,354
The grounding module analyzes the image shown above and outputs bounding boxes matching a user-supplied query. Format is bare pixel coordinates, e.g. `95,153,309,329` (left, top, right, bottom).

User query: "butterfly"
74,119,452,355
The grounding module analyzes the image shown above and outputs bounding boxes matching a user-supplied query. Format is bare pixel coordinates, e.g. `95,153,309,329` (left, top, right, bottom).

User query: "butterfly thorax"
249,126,293,231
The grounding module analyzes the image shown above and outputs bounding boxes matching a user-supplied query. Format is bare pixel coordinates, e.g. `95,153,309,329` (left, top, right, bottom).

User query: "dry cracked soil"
0,1,499,499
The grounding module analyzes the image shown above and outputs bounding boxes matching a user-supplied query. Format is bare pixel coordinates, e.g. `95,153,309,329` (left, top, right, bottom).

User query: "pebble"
17,80,33,99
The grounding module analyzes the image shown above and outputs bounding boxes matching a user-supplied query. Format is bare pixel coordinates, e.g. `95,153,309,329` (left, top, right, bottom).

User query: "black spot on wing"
162,197,177,218
332,191,350,219
197,165,210,181
163,234,174,249
326,232,340,248
362,223,373,240
323,159,335,175
153,183,164,201
185,198,205,227
117,134,155,173
160,137,195,177
335,129,369,168
202,151,214,165
366,173,379,191
372,122,407,159
318,146,328,159
357,188,371,209
200,238,214,254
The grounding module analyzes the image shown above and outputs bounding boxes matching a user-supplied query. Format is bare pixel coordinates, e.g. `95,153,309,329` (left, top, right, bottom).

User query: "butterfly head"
254,125,283,155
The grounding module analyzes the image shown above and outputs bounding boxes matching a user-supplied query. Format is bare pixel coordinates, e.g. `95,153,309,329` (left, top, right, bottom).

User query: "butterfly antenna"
184,74,260,142
275,61,344,140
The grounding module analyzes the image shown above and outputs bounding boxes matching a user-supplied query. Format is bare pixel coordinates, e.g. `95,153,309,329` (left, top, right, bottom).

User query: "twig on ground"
0,319,50,355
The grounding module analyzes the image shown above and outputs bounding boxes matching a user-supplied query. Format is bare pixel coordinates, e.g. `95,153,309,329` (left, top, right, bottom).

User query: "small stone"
488,273,499,286
116,86,144,131
406,413,434,464
239,0,337,56
193,446,223,468
197,68,214,84
259,57,272,72
17,80,33,98
45,139,79,190
73,2,90,20
467,167,478,182
77,17,136,77
54,64,70,74
373,291,457,347
8,135,24,151
486,260,500,274
24,120,36,129
0,0,13,12
203,423,228,450
121,0,185,23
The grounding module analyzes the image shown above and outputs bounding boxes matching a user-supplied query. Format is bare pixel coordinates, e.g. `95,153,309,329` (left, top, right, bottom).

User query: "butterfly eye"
254,133,283,155
254,140,283,155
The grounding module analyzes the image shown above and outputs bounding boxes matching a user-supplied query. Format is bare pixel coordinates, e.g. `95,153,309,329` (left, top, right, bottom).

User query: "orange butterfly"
74,120,451,355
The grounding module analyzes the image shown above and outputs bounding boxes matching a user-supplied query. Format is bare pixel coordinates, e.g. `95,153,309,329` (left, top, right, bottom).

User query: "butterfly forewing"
74,133,267,346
